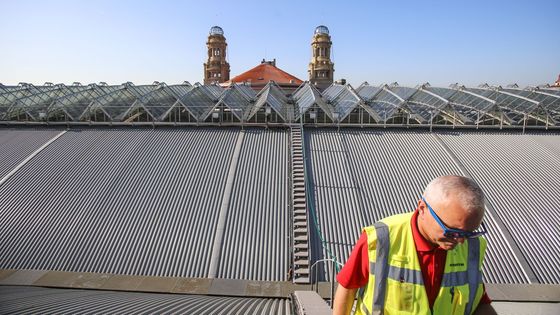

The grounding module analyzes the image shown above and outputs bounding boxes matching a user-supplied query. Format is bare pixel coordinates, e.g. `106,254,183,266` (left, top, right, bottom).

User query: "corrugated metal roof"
0,128,240,278
528,133,560,157
217,129,289,281
0,128,63,179
1,126,559,287
305,128,530,283
436,131,560,284
0,127,292,282
0,286,291,314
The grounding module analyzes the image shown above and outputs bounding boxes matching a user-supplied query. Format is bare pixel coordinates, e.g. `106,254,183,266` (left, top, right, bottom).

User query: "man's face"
418,195,483,250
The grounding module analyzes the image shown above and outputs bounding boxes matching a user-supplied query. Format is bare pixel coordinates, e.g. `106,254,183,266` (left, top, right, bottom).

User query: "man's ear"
417,199,425,215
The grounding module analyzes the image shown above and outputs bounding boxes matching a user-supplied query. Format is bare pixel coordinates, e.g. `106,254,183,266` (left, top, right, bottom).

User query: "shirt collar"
411,209,439,252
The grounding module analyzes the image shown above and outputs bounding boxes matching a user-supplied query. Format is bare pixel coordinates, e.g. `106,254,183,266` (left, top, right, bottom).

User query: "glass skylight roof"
1,82,558,126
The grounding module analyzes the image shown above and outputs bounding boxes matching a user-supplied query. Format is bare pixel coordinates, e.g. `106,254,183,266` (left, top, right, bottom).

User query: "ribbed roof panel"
437,131,560,284
528,133,560,157
0,128,240,278
0,128,63,179
218,129,289,281
305,128,529,283
0,286,290,314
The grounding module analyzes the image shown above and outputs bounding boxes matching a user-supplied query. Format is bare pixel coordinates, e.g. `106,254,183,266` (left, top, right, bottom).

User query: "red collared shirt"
336,210,490,308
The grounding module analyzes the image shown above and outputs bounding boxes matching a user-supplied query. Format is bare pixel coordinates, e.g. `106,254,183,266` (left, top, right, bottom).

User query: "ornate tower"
308,25,334,89
203,26,230,84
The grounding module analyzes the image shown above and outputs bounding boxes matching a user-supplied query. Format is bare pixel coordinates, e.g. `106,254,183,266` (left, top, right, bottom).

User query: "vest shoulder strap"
372,222,389,313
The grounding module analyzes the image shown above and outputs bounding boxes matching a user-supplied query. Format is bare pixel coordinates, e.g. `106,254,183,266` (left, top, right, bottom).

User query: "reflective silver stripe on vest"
388,265,424,285
372,222,390,314
370,262,424,285
361,302,372,315
464,237,481,315
357,281,370,315
441,271,468,287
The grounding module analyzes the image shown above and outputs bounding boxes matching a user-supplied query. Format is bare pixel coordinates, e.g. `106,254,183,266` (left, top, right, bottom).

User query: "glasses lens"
445,231,464,238
445,230,486,239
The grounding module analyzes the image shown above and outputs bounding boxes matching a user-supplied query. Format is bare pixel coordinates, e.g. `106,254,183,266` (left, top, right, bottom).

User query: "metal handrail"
310,258,344,307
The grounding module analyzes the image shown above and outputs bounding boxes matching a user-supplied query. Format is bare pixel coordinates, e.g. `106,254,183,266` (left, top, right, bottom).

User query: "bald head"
423,175,485,217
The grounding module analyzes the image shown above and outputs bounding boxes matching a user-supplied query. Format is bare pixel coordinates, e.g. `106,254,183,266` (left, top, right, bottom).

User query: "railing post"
331,260,335,306
309,258,343,308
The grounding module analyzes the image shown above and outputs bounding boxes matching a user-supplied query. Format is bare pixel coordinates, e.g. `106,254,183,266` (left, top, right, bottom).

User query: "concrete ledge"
292,291,332,315
172,278,212,294
1,269,560,302
100,274,144,291
0,269,305,297
0,269,17,282
0,270,49,286
487,284,560,302
493,302,560,315
33,271,111,289
137,276,178,293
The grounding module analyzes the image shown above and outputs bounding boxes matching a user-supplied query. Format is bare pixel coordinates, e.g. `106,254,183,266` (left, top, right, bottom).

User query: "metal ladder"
291,125,310,284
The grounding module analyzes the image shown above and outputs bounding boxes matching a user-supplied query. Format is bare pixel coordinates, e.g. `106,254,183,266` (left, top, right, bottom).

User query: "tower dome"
209,26,224,36
314,25,329,35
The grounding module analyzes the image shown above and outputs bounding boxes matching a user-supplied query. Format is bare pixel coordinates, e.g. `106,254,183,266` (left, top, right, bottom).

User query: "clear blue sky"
1,0,559,87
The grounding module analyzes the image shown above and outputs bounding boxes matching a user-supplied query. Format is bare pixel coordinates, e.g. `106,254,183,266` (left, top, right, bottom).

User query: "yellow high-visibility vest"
354,212,486,315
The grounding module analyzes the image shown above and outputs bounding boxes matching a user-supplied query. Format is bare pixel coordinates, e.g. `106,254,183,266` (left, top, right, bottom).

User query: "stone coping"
1,269,559,302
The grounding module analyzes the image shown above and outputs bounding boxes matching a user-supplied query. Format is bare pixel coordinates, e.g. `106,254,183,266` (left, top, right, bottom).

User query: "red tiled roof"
229,62,303,85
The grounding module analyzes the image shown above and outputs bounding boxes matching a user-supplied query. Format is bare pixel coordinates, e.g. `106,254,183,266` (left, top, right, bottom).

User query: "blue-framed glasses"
421,196,487,239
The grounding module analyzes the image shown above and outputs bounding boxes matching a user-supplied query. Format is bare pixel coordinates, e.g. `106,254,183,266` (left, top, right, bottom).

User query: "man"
333,175,497,315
